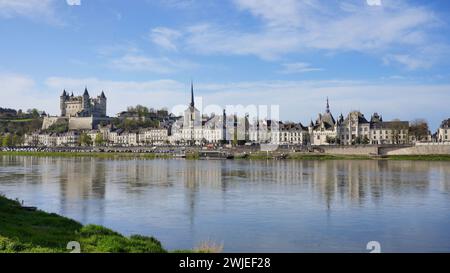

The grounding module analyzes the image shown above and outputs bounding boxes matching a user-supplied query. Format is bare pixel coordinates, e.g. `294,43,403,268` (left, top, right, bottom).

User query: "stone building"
42,88,109,131
60,88,107,118
337,111,371,145
438,118,450,142
170,82,236,145
309,98,338,145
368,113,409,144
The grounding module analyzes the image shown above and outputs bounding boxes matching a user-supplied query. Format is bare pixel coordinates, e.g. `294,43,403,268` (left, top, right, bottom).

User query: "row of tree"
78,133,105,146
0,134,23,147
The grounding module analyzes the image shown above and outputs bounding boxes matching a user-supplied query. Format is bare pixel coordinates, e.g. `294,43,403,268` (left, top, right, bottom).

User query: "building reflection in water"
1,156,449,222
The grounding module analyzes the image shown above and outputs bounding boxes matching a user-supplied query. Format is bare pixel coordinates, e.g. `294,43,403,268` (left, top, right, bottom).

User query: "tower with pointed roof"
183,81,201,145
60,90,68,117
82,87,90,113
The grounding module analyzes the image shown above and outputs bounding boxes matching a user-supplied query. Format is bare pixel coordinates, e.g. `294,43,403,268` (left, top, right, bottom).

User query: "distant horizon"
2,83,448,132
1,0,450,130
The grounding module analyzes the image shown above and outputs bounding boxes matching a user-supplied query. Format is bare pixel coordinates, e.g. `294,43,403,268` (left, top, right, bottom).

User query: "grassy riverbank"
0,151,173,159
1,151,450,161
0,195,167,253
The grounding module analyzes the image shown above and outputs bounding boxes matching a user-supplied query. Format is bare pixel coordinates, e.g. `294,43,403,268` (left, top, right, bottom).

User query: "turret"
82,87,90,114
99,91,107,117
60,89,67,116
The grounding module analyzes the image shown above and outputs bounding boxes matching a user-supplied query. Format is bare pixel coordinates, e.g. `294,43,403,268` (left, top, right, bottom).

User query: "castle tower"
82,87,90,116
60,89,67,117
99,91,107,117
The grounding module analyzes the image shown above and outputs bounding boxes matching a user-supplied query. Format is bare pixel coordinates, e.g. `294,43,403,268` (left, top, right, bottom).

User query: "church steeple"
83,86,89,97
326,97,330,113
190,81,195,108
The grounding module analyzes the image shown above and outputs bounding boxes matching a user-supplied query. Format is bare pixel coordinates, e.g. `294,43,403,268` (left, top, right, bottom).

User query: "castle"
42,88,108,131
60,88,107,118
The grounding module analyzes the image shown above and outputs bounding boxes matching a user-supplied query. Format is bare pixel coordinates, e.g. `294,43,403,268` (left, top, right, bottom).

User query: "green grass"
185,151,200,160
0,151,173,159
0,119,34,123
0,195,167,253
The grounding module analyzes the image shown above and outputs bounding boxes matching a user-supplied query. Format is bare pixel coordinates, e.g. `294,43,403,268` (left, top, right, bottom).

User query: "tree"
94,133,104,146
362,135,370,145
390,119,405,144
46,122,68,134
12,134,22,146
79,133,92,146
409,119,429,142
2,134,12,147
326,136,337,145
27,108,40,118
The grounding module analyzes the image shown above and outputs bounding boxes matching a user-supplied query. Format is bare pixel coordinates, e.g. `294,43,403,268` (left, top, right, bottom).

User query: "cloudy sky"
0,0,449,129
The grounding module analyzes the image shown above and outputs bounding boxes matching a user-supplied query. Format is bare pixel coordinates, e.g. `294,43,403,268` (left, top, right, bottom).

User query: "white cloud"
0,73,54,112
66,0,81,6
44,77,188,115
109,54,197,74
150,27,182,51
279,62,323,74
0,0,59,23
42,76,450,129
232,0,308,28
367,0,382,6
2,73,449,129
163,0,441,67
383,54,432,70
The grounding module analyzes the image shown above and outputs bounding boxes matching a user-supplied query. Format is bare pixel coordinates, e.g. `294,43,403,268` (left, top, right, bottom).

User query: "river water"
0,156,449,252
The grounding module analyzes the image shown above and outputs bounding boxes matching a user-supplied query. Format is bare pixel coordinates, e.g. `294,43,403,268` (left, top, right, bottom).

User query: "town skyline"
1,0,450,130
2,84,449,132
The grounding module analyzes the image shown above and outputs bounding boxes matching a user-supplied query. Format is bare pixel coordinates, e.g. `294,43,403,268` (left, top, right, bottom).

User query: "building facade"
438,119,450,142
60,88,107,118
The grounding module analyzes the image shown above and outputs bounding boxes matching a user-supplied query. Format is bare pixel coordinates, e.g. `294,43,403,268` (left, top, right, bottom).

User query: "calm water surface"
0,156,449,252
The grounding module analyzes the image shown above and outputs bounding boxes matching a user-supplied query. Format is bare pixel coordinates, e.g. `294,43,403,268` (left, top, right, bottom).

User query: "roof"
342,111,369,126
371,121,409,130
440,118,450,129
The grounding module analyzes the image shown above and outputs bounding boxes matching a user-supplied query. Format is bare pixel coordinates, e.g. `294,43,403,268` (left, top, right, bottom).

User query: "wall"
380,144,450,155
68,117,93,130
42,117,68,130
321,145,379,155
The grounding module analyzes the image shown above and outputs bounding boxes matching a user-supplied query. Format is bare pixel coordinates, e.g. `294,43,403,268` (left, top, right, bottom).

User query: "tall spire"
326,97,330,113
190,80,195,108
83,86,89,97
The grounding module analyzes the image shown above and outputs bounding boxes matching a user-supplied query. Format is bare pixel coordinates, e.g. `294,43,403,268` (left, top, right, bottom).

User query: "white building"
309,99,338,145
438,119,450,142
138,128,169,145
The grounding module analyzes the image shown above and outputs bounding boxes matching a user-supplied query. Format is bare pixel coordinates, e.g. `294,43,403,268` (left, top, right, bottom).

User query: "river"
0,156,449,252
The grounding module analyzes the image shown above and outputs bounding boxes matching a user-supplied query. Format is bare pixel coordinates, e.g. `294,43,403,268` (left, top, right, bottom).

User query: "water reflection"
0,156,449,252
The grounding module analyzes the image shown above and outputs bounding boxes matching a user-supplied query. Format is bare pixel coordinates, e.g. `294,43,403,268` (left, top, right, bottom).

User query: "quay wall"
320,145,379,156
380,144,450,155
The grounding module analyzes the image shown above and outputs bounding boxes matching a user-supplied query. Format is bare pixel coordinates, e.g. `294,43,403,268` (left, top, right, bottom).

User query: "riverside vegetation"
0,194,224,253
1,150,450,161
0,194,167,253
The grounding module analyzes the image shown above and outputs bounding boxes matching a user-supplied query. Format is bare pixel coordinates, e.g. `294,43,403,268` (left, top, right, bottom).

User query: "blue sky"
0,0,450,130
